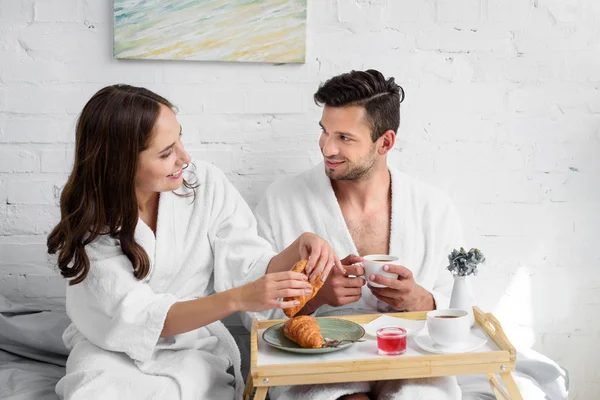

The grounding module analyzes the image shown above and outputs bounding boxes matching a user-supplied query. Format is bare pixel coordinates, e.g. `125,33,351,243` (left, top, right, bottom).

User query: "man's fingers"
383,264,412,280
368,274,402,289
369,279,411,294
340,254,364,265
371,291,396,307
344,264,365,277
342,275,367,288
337,287,363,297
340,295,362,305
368,286,401,298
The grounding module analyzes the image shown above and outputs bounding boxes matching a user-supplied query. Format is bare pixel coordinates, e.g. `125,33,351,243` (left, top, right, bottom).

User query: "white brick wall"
0,0,598,397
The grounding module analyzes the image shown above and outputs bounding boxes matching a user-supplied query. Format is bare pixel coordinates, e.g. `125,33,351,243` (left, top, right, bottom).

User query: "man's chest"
344,214,391,256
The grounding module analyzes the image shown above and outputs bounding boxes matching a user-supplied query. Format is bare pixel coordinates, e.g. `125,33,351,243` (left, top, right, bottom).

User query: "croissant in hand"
283,259,324,318
283,316,323,349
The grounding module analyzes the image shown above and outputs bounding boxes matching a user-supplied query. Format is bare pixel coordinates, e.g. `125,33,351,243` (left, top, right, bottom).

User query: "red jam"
377,327,407,355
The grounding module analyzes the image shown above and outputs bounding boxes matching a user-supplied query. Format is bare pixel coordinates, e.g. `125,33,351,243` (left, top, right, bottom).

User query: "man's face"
319,105,378,181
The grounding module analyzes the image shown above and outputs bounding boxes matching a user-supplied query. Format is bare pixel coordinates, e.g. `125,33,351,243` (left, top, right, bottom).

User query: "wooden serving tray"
244,307,522,400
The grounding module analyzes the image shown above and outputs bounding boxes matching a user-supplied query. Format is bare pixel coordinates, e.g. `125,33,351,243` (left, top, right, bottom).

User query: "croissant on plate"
283,259,324,318
283,316,323,348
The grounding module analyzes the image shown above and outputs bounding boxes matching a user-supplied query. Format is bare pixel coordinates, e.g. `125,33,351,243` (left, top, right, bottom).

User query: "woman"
47,85,343,400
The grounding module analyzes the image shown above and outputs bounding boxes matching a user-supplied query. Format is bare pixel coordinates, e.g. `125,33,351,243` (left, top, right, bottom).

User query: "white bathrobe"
255,162,462,317
254,162,462,400
56,161,275,400
254,163,568,400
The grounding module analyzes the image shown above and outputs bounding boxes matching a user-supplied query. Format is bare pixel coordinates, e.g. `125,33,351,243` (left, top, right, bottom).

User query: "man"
254,69,463,399
256,69,462,318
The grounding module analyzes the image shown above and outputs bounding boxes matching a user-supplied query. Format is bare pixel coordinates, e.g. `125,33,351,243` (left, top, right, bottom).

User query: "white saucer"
363,315,426,338
413,330,488,354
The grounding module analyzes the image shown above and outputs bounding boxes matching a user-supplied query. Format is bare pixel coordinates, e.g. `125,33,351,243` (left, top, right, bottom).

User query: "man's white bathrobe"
56,162,275,400
255,163,462,317
254,163,462,400
255,163,569,400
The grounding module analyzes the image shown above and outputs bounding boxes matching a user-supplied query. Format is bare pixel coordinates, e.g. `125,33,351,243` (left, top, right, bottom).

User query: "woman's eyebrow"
158,126,182,154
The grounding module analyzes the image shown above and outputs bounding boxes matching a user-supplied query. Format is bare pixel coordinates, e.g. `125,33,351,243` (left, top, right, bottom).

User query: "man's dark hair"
314,69,405,142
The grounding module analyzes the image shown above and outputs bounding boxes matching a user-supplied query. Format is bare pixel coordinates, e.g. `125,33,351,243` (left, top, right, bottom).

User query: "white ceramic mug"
362,254,400,288
426,309,470,348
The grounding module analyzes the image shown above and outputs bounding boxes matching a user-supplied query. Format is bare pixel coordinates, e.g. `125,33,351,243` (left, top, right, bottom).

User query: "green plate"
262,318,365,354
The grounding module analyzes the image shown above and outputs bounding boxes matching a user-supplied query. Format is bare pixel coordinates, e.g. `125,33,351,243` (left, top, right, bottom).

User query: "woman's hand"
233,271,313,313
298,232,346,282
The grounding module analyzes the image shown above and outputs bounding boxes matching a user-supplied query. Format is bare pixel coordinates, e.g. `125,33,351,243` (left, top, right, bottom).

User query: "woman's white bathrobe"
254,163,462,400
55,162,275,400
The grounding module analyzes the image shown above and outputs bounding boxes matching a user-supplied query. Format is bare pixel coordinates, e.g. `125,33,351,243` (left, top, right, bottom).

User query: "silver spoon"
322,338,366,348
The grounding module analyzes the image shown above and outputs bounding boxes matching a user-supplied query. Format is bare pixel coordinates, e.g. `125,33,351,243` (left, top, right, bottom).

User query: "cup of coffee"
426,309,470,348
362,254,400,288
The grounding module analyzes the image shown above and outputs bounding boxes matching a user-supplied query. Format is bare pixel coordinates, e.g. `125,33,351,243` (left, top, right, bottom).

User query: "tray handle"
474,307,516,361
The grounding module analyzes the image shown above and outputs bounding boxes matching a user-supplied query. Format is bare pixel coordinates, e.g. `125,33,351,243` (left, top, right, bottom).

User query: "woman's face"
135,105,191,197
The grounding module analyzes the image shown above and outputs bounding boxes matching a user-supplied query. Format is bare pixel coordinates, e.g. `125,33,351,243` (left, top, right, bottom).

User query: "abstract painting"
114,0,307,63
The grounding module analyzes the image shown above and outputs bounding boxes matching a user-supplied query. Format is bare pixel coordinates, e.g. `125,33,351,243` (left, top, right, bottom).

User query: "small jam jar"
376,327,407,355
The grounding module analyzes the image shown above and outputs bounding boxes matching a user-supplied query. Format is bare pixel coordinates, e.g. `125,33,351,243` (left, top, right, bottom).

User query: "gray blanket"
0,296,69,400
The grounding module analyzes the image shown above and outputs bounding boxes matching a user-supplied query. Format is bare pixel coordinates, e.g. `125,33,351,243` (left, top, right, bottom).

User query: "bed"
0,295,68,400
0,293,568,400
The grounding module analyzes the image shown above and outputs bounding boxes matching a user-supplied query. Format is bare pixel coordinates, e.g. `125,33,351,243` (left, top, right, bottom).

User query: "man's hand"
368,264,435,311
298,254,365,315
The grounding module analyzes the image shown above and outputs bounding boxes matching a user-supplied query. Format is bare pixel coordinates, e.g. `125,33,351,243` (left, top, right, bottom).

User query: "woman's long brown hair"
47,84,194,285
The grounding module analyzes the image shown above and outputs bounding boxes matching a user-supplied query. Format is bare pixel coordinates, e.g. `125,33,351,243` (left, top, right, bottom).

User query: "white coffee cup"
426,309,470,348
363,254,400,288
